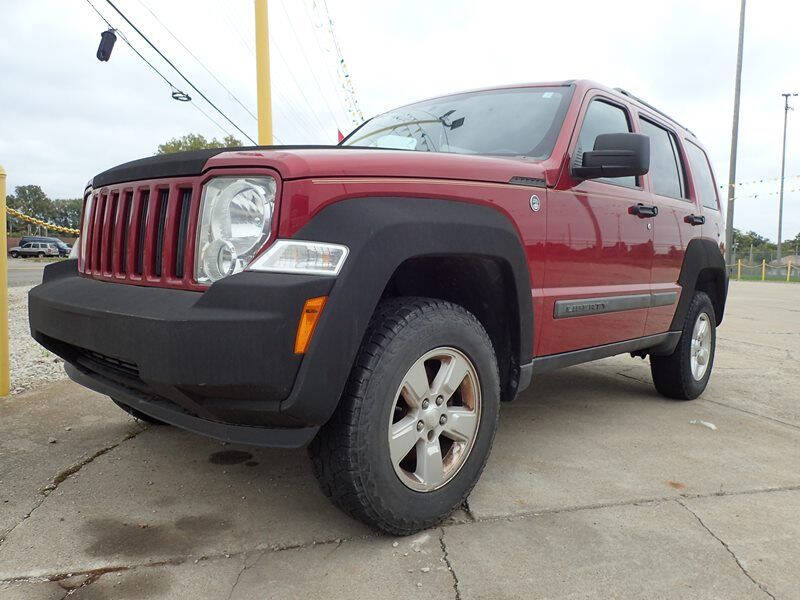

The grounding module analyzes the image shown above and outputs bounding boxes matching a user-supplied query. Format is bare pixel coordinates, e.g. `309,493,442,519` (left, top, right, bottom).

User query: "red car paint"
83,80,725,359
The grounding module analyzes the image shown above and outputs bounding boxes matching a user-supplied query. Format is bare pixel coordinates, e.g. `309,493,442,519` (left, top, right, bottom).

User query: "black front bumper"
29,260,335,447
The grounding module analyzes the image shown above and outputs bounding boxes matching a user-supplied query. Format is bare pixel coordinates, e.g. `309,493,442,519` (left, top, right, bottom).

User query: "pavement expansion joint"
675,499,776,600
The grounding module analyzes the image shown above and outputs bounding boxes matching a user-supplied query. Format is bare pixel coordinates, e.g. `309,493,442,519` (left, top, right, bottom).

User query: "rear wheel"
310,297,500,535
111,398,168,425
650,291,716,400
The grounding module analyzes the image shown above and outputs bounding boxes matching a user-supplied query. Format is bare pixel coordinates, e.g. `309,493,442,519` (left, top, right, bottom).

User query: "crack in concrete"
0,424,148,548
4,484,799,584
226,550,263,600
676,499,776,600
461,498,476,522
615,371,651,385
700,397,800,431
454,483,800,525
439,528,462,600
0,534,374,585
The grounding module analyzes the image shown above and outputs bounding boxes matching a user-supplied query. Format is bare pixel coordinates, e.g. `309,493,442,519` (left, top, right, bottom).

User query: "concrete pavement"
1,281,798,599
6,259,46,288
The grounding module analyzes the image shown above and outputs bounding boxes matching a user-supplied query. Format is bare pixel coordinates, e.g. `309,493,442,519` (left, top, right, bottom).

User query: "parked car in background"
19,236,72,256
29,79,727,534
9,242,60,258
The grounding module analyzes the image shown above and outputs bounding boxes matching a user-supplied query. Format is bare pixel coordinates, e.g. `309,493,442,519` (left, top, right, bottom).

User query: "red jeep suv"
29,80,727,534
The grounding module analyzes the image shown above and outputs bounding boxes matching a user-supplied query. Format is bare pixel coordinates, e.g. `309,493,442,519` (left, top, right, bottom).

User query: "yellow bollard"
789,261,793,283
761,259,766,281
0,165,9,396
737,258,741,281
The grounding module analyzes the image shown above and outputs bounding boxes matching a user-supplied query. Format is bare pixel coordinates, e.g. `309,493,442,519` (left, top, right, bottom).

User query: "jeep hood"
92,146,550,189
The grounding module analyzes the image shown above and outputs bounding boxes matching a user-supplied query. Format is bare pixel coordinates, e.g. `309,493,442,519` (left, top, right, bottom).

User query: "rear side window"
639,119,688,199
684,141,719,210
575,99,637,188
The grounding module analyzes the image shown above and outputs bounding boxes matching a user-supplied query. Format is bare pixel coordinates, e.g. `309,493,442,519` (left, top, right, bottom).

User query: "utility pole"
254,0,273,145
777,92,797,261
725,0,746,265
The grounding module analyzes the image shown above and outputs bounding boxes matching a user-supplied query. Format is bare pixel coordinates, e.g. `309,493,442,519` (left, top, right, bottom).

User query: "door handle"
630,203,658,218
684,214,705,226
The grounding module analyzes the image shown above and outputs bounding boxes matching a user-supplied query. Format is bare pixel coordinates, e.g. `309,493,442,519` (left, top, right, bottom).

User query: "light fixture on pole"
777,92,797,261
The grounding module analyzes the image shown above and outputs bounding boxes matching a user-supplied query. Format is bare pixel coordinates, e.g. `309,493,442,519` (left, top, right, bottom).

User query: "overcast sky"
1,0,798,242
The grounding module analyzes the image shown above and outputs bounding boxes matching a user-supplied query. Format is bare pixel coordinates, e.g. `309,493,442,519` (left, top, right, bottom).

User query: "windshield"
342,86,573,159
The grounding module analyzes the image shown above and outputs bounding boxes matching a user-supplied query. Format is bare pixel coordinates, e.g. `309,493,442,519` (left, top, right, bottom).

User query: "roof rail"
614,88,695,136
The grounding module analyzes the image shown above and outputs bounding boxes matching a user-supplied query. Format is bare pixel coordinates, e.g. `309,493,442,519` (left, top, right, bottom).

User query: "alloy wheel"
388,347,481,492
690,312,712,380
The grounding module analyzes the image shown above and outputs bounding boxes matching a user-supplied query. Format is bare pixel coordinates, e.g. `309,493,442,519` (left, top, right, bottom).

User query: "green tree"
157,133,242,154
732,228,771,249
7,185,53,220
50,198,83,229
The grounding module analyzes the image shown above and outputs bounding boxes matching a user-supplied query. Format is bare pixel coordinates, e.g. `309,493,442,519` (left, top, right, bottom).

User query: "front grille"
79,178,202,290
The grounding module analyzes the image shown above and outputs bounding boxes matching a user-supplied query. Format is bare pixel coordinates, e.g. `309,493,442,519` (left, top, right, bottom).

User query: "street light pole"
777,92,797,261
725,0,746,265
254,0,273,145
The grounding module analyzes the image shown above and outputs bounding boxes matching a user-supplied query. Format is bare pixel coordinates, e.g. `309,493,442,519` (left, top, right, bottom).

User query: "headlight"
69,238,80,259
195,176,276,284
248,240,349,276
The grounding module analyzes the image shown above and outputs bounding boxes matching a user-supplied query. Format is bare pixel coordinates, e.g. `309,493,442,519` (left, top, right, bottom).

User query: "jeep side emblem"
529,194,541,212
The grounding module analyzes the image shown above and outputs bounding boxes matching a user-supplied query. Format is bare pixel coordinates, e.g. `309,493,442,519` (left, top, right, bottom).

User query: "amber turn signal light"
294,296,327,354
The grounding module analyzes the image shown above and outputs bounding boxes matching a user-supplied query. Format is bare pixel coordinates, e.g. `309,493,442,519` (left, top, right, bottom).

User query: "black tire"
10,251,19,258
650,291,716,400
309,297,500,535
111,398,168,425
37,252,45,258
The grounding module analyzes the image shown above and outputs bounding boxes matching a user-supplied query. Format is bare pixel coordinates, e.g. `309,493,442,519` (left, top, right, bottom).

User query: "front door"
540,94,654,355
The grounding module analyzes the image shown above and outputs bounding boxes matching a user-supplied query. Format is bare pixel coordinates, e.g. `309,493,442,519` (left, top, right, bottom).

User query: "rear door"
637,116,697,335
683,140,723,244
541,93,654,355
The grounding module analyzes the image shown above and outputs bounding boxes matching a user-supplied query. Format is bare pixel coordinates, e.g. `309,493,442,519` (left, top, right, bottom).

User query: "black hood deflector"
92,145,341,187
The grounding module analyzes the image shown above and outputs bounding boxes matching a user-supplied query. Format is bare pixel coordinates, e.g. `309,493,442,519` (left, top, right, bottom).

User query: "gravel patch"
7,285,67,394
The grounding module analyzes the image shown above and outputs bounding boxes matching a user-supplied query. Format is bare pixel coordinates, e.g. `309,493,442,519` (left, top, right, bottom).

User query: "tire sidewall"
354,306,500,523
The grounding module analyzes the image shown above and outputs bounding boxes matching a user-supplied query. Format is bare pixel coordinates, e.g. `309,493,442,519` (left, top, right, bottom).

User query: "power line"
299,0,353,123
103,0,257,144
82,0,246,142
83,0,184,95
277,0,341,130
208,0,329,142
317,0,363,124
134,0,259,122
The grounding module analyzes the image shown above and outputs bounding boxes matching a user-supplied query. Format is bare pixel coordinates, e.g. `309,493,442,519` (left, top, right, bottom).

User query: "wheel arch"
670,238,729,330
278,196,533,424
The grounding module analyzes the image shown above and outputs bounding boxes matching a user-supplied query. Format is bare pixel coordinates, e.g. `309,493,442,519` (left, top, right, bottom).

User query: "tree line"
5,186,82,233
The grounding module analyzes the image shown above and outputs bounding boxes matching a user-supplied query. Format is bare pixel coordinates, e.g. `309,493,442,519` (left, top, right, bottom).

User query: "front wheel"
310,297,500,535
650,291,716,400
10,251,19,258
37,252,44,258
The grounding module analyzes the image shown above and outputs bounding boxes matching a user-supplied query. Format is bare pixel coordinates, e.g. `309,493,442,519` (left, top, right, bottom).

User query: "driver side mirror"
573,132,650,179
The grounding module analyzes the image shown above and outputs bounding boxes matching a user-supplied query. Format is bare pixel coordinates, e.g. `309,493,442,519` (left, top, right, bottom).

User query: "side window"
22,243,31,249
574,99,637,188
639,118,688,199
684,141,719,210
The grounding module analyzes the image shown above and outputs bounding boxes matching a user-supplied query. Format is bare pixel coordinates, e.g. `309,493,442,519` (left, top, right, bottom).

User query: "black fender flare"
669,238,729,331
278,196,533,424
